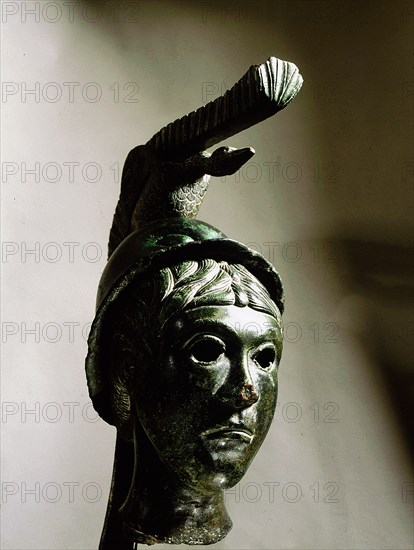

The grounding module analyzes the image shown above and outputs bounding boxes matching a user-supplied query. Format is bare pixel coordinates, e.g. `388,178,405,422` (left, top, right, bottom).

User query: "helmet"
85,217,284,425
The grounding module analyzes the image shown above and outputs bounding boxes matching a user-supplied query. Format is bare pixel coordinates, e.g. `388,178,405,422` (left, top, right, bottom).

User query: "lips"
201,425,254,443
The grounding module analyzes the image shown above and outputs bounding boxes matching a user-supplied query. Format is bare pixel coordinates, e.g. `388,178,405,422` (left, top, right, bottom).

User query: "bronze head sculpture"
86,57,303,547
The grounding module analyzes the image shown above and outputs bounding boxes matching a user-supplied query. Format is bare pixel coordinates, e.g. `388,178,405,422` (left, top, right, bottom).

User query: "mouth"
201,426,254,443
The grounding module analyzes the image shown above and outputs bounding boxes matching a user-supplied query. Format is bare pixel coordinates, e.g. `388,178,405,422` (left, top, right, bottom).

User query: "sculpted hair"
105,259,283,439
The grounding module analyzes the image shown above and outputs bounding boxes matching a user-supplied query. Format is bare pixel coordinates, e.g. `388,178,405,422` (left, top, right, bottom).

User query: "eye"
254,346,276,371
187,336,225,364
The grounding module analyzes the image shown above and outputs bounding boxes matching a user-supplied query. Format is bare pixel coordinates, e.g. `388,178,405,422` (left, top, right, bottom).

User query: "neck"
120,422,232,545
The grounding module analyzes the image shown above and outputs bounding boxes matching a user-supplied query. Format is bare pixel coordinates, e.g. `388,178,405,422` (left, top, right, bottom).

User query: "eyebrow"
183,316,280,341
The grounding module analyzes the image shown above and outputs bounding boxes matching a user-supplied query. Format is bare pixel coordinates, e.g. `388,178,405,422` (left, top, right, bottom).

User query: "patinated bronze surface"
85,57,302,547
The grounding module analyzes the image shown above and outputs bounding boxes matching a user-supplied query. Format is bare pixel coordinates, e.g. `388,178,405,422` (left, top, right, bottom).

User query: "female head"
85,218,285,544
107,258,283,491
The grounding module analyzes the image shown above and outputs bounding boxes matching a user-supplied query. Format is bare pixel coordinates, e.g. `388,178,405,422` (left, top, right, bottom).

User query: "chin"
175,452,251,495
191,468,247,495
205,456,254,491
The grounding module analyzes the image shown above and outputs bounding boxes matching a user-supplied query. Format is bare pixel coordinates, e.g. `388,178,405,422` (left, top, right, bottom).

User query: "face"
132,304,283,494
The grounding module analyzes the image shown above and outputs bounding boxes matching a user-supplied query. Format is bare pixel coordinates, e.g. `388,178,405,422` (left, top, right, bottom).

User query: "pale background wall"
1,1,413,549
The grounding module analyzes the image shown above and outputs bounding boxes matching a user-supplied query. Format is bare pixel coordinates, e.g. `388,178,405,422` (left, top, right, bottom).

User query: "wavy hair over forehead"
105,259,283,439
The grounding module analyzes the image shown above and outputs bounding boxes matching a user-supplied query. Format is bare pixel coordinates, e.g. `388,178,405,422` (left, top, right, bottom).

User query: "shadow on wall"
333,236,414,457
76,0,414,463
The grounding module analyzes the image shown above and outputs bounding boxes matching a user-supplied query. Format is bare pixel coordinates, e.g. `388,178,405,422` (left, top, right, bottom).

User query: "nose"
236,383,259,408
215,355,259,409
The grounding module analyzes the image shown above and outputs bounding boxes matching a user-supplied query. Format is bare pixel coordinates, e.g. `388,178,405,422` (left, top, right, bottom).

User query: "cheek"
161,348,231,396
132,358,213,439
256,373,278,421
187,363,230,397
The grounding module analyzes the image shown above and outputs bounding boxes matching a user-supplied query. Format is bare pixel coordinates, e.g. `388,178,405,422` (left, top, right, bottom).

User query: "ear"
121,358,136,386
117,338,156,393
